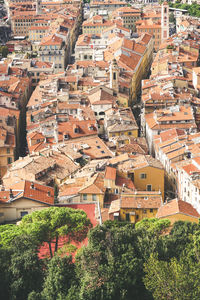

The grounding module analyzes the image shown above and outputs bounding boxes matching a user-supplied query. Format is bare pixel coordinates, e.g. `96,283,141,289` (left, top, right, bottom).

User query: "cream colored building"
38,34,66,71
0,180,54,223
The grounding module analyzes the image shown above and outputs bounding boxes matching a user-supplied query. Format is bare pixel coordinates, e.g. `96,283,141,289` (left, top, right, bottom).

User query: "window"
7,157,12,164
92,194,97,201
143,209,147,214
20,211,28,218
64,134,69,140
150,209,153,213
114,212,119,220
125,213,130,221
113,72,116,80
74,127,79,133
140,173,146,179
147,184,152,191
83,194,87,201
128,132,132,135
7,148,10,154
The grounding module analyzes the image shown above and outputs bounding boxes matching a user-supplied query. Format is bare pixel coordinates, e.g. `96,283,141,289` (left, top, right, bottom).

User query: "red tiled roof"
182,164,199,175
22,181,54,205
0,180,54,205
105,166,116,181
115,176,135,190
160,128,186,142
157,199,200,218
120,196,161,209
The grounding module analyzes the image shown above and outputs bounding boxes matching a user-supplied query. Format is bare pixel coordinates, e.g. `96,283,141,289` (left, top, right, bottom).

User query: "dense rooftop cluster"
0,0,199,228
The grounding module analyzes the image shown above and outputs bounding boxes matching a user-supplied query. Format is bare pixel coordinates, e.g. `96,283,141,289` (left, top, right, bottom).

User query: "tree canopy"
169,2,200,18
1,212,200,299
0,207,92,257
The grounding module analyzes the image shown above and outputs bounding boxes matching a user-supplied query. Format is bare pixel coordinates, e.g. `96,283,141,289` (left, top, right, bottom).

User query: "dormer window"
64,134,69,140
74,127,79,133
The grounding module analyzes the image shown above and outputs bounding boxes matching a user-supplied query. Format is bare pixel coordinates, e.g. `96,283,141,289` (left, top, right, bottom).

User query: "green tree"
41,254,75,300
135,218,171,261
0,46,9,58
161,221,199,260
169,2,200,18
144,253,200,300
0,246,11,299
0,224,25,248
28,291,41,300
75,223,151,300
20,207,92,258
9,235,44,300
169,12,176,24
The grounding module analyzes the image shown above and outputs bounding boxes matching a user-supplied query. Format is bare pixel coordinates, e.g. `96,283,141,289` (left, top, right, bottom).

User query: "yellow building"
156,198,200,224
109,193,162,223
0,146,15,179
111,7,141,31
28,26,49,42
105,107,139,139
0,180,54,223
82,15,113,35
38,34,69,71
130,34,154,102
78,173,106,207
103,166,135,206
0,107,20,179
117,155,165,200
105,33,154,104
136,20,161,51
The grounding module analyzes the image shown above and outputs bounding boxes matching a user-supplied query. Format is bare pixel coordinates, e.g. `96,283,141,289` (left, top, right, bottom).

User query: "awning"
114,212,119,216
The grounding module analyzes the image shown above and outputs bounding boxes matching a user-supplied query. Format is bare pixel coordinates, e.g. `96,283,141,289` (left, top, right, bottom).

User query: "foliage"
0,46,9,58
0,234,44,300
9,235,44,300
169,2,200,18
2,216,200,299
144,253,200,300
75,223,152,300
20,206,92,257
0,246,11,299
41,254,75,300
166,44,175,50
0,224,25,248
169,12,176,24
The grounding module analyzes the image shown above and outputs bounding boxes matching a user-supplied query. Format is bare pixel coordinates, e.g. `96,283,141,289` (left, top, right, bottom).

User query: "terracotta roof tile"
105,166,116,181
157,199,199,219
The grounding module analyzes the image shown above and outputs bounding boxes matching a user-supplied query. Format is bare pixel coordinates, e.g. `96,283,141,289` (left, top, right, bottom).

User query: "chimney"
10,189,14,200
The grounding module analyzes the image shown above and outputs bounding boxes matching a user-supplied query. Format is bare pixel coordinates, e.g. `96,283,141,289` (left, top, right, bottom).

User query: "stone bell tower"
109,58,119,92
36,0,42,15
161,1,169,44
